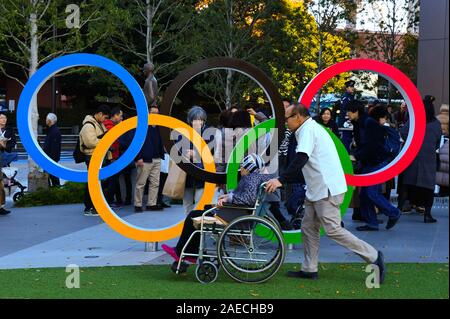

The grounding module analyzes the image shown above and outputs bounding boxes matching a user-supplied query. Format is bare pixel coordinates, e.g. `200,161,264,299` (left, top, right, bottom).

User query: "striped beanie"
241,153,265,174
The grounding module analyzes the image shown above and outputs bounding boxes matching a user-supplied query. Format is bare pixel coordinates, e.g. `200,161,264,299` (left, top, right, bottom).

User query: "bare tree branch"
0,66,25,87
38,0,52,20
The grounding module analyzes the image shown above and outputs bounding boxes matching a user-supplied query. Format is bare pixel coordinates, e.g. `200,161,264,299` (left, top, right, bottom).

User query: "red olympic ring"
298,59,426,187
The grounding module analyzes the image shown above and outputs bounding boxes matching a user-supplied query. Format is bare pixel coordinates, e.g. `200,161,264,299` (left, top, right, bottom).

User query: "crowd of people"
0,74,448,284
0,83,447,231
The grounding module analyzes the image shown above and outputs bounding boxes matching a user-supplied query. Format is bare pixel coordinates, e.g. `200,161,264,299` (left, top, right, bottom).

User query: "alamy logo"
365,264,380,289
65,264,80,289
65,4,80,29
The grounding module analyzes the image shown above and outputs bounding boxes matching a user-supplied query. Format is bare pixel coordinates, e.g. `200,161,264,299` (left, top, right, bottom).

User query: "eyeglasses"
284,113,297,121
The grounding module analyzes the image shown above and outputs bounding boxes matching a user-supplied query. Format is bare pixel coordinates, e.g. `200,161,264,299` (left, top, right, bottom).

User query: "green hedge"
14,182,85,207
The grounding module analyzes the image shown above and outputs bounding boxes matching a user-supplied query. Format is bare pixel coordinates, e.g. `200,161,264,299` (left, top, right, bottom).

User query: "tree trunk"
315,40,323,115
146,0,153,64
28,1,48,192
225,68,233,109
225,0,233,109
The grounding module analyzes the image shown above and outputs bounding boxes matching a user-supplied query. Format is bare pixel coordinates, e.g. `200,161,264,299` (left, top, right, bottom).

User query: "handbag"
162,160,186,199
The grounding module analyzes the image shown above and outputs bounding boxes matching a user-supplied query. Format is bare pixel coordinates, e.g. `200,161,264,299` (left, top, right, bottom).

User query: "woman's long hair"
424,95,436,123
228,110,252,129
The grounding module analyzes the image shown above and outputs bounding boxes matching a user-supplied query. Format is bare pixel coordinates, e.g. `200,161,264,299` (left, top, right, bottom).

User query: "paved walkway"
0,201,448,269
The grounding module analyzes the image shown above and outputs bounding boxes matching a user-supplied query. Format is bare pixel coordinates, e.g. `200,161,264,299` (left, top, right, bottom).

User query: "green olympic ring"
225,119,354,244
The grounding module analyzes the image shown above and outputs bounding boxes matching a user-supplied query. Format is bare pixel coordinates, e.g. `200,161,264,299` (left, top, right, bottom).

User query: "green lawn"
0,263,447,299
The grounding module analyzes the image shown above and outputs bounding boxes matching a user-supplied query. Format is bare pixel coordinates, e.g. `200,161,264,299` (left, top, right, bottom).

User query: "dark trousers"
408,185,435,208
175,210,213,256
84,157,94,210
268,202,287,223
286,183,306,216
84,156,108,210
48,174,60,187
397,172,409,210
175,207,249,256
157,172,168,205
106,173,122,204
120,166,133,204
360,163,400,229
341,130,353,152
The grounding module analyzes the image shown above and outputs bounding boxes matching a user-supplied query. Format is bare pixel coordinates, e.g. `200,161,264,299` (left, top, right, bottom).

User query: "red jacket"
103,119,120,160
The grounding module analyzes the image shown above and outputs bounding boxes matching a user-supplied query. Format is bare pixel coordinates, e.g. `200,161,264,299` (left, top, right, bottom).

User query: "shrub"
14,182,85,207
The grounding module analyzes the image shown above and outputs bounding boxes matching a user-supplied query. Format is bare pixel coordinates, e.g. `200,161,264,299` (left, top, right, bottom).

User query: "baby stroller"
174,182,286,284
1,152,27,202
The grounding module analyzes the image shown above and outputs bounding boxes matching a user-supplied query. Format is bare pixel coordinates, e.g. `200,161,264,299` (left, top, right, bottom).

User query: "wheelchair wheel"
195,261,218,284
13,192,24,202
217,215,285,284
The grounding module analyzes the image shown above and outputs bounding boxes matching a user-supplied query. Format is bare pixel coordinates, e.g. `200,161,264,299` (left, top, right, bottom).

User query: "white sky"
335,0,412,33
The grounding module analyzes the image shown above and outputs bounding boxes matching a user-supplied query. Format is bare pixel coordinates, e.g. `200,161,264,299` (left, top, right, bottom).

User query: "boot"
424,207,437,223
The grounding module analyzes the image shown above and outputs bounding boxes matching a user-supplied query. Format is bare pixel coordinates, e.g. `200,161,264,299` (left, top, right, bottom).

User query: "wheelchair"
173,182,286,284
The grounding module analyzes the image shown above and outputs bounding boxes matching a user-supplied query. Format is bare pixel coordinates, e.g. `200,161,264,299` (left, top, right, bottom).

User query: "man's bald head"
285,105,295,116
286,103,310,117
143,62,155,76
285,103,310,132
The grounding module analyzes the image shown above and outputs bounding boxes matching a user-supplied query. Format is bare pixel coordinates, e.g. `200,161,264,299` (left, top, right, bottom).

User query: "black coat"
339,92,354,127
0,126,16,153
43,125,62,162
180,126,215,189
314,116,340,136
135,126,165,163
352,112,388,166
400,119,442,190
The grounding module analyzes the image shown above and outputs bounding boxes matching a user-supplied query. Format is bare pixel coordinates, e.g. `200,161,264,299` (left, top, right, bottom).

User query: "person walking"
157,153,171,208
43,113,61,187
347,102,401,231
436,103,449,197
386,105,397,127
103,107,124,207
399,97,443,223
119,123,135,206
437,103,449,137
339,80,356,151
182,106,217,214
79,104,111,216
395,101,409,129
0,113,15,216
436,138,449,196
266,103,385,283
134,106,165,212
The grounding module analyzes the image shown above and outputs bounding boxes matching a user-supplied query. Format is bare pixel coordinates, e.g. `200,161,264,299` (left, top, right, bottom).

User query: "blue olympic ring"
17,53,149,183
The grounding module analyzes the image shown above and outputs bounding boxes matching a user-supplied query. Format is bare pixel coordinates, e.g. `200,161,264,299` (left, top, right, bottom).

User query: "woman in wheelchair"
162,153,276,265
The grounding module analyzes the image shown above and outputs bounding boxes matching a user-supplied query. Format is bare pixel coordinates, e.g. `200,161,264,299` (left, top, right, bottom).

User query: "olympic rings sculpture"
17,54,425,242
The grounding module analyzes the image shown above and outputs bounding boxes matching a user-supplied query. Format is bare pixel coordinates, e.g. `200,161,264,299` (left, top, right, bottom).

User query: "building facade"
417,0,449,108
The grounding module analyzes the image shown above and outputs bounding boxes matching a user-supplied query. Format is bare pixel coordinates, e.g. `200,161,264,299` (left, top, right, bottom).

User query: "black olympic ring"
159,57,285,184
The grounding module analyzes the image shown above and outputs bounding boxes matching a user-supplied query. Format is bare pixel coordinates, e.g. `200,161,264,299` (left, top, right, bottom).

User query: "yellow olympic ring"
88,114,216,242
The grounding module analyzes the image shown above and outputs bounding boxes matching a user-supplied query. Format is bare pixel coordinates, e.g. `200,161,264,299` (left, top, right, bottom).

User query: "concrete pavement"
0,202,447,269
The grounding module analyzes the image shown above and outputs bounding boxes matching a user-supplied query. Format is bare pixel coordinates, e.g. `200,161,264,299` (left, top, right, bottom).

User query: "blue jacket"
353,113,388,166
44,125,61,162
135,126,165,163
339,92,354,127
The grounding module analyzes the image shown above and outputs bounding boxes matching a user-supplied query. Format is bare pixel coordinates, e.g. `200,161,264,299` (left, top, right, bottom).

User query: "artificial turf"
0,263,447,299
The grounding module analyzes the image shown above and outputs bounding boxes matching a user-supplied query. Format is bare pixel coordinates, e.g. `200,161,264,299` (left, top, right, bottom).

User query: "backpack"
383,126,402,160
73,122,95,164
